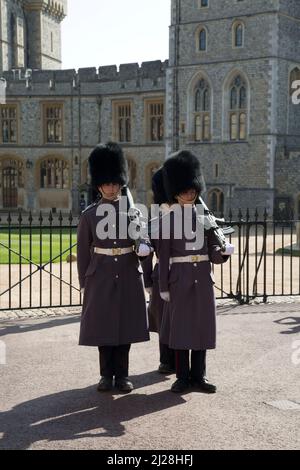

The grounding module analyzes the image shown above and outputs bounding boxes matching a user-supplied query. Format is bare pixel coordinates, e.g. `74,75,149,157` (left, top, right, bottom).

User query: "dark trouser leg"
175,350,190,382
159,342,175,368
113,344,131,379
98,346,114,378
191,350,207,381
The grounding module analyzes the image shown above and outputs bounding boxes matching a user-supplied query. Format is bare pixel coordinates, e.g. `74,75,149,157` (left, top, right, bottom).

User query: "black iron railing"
0,209,299,310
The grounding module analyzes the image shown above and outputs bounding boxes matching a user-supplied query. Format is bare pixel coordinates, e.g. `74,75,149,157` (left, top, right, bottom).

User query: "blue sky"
61,0,171,70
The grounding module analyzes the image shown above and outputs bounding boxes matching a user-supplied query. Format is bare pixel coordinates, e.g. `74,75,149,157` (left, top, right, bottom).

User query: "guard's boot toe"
191,377,217,394
158,363,176,374
171,379,190,393
115,378,134,393
97,377,113,392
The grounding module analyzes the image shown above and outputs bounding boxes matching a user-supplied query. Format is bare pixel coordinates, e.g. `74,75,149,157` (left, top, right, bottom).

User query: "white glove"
145,287,153,295
160,291,170,302
222,242,235,256
136,243,151,257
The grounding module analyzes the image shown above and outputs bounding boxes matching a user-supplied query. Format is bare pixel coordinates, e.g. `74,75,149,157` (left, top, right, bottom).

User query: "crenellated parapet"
2,60,168,94
24,0,67,21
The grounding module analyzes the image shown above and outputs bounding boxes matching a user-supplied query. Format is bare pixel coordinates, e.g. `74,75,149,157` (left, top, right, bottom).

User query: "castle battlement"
24,0,67,20
2,60,168,94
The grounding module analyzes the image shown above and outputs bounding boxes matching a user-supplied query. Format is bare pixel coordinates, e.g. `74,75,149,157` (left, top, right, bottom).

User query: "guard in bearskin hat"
158,150,234,393
142,167,175,374
77,142,150,393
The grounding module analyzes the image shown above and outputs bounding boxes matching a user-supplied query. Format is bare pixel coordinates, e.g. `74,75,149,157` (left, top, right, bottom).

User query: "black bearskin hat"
88,142,128,189
152,167,168,205
162,150,202,203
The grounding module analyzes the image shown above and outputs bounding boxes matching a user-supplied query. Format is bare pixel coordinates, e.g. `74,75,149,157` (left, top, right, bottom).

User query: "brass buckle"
191,255,199,263
112,248,122,256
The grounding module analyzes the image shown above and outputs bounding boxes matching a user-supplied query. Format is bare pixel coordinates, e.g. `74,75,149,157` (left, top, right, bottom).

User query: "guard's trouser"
175,349,206,382
159,342,175,368
98,344,131,379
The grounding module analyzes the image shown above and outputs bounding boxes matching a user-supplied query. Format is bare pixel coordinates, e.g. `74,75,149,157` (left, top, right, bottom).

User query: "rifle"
196,197,235,252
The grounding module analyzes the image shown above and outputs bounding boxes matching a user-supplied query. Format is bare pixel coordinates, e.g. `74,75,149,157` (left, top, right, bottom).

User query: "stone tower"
166,0,300,216
0,0,67,73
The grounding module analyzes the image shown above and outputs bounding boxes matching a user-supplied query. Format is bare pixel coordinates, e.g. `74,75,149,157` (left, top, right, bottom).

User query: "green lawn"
0,228,77,264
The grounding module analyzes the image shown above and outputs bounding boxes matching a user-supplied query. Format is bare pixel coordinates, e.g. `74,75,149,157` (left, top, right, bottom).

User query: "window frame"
112,100,133,143
232,21,245,49
144,97,165,144
42,102,64,145
0,103,19,145
39,157,70,190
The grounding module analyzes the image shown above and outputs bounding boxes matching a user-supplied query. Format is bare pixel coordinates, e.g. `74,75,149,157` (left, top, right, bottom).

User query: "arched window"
208,189,224,217
229,75,248,141
127,159,137,190
233,22,244,48
40,158,69,189
290,67,300,96
0,158,24,208
198,28,207,52
146,163,160,206
193,78,211,141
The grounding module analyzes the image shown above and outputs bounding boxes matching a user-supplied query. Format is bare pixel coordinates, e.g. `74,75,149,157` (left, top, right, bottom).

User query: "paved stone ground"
0,300,299,450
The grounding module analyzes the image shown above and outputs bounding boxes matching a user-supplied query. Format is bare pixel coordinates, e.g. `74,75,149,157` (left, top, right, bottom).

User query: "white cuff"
222,242,234,256
160,291,170,302
136,243,151,257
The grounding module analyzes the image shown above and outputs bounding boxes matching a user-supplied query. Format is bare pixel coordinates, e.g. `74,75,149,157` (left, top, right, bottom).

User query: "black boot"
192,377,217,393
97,376,113,392
115,377,134,393
171,350,190,393
171,378,190,393
190,350,216,392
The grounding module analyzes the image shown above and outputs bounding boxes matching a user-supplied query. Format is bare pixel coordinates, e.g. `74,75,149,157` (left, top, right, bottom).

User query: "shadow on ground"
274,316,300,334
0,315,80,337
0,371,185,450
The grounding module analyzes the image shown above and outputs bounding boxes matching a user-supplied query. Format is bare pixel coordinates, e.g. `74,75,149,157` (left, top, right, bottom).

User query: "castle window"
40,158,69,189
208,189,224,217
113,102,132,143
145,99,164,142
229,75,248,141
146,162,160,206
198,29,207,52
0,105,18,144
127,158,137,189
233,22,244,48
290,67,300,96
43,104,64,143
199,0,209,7
193,79,211,142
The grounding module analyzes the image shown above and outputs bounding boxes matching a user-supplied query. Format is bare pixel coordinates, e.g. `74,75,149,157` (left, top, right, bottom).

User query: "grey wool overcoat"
159,206,230,351
77,197,150,347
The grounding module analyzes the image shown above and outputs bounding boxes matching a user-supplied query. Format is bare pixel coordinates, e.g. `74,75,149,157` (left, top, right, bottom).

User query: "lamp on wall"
26,159,33,169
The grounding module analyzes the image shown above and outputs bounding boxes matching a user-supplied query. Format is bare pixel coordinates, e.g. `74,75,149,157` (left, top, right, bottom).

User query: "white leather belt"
94,246,135,256
170,254,209,265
